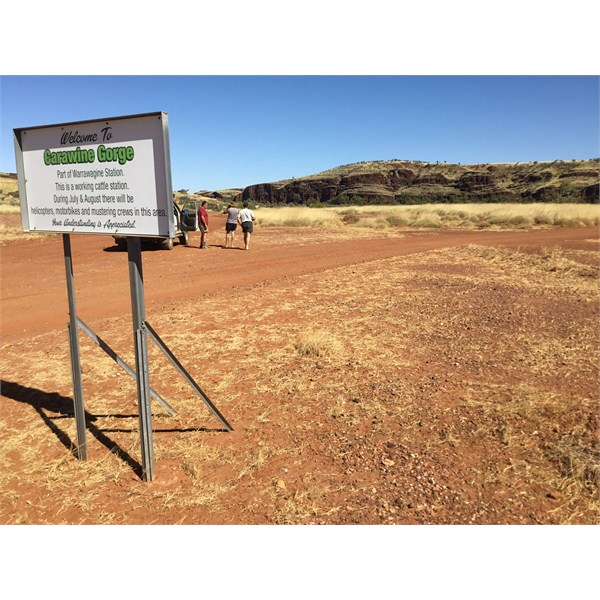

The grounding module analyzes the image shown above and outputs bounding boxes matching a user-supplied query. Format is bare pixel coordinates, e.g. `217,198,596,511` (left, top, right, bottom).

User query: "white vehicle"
112,202,195,250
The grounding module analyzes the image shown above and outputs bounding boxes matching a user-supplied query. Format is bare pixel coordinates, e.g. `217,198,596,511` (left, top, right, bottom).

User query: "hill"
234,159,600,206
4,159,598,209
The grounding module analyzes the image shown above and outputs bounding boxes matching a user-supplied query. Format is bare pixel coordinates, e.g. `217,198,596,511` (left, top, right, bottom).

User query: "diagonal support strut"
145,321,233,431
76,316,177,417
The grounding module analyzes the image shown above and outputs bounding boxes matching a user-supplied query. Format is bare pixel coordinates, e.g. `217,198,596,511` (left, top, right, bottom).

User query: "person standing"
224,201,239,248
198,200,209,249
238,201,256,250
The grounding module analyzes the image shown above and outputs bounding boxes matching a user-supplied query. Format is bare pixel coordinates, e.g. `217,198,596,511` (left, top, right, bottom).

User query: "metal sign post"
63,234,88,460
127,236,155,481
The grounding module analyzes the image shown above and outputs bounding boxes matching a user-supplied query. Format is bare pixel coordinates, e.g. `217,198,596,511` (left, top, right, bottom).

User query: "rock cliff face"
234,159,599,205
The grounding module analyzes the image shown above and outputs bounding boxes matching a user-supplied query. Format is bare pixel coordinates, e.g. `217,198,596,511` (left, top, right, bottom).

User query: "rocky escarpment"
234,159,599,205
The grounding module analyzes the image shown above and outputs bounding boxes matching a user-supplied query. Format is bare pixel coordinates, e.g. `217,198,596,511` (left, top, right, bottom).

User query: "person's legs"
242,223,253,250
225,223,237,247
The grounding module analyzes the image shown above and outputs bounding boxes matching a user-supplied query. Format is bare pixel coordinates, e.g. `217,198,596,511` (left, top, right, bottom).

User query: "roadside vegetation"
255,203,600,230
2,202,599,244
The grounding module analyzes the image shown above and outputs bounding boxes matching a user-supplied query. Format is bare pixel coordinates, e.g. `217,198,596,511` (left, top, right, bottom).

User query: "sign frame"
13,111,174,239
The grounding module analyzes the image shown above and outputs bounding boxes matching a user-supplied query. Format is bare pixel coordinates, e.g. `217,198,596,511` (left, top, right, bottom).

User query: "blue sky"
2,75,597,192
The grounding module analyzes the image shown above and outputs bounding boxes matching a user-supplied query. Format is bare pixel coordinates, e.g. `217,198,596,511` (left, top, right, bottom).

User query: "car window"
181,200,197,212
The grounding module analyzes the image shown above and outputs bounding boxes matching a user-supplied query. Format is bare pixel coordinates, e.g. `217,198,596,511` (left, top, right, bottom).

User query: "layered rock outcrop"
233,160,599,205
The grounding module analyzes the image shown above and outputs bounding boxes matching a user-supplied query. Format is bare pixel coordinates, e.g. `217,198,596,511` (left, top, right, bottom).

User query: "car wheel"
161,237,174,250
179,230,189,246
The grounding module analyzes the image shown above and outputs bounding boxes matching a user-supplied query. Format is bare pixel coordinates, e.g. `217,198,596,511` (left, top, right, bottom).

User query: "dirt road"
1,218,597,343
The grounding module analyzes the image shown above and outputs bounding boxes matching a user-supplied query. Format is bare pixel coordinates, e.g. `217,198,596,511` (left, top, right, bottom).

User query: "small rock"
277,479,286,490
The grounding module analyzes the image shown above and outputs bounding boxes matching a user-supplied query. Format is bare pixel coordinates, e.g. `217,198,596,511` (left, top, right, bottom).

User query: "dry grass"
464,383,599,522
0,226,53,243
459,244,599,287
3,203,597,244
0,205,54,242
0,204,20,215
0,175,19,199
256,206,342,228
336,203,600,229
255,203,600,230
294,330,344,360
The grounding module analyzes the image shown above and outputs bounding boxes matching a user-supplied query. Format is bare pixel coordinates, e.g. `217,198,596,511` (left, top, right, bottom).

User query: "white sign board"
14,112,173,237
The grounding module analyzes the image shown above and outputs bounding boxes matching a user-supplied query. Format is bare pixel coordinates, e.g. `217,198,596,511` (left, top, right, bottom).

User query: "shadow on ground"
1,379,143,477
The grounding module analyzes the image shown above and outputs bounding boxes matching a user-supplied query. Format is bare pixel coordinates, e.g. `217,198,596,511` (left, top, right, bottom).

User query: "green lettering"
97,144,135,165
42,147,96,166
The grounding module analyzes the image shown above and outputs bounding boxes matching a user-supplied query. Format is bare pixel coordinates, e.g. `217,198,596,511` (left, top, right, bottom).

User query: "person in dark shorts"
238,201,256,250
224,202,239,248
198,200,209,248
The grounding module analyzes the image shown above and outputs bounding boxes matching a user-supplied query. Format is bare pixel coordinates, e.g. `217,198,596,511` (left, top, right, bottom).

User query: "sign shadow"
1,379,143,478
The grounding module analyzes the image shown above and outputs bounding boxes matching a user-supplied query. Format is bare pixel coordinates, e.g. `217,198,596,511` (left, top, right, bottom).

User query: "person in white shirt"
238,201,256,250
223,202,240,248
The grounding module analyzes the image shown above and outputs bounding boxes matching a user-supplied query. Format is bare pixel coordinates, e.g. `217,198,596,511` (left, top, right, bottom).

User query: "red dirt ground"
1,213,598,528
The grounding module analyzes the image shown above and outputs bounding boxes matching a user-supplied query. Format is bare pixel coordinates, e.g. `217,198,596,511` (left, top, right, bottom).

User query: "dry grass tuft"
294,331,344,359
